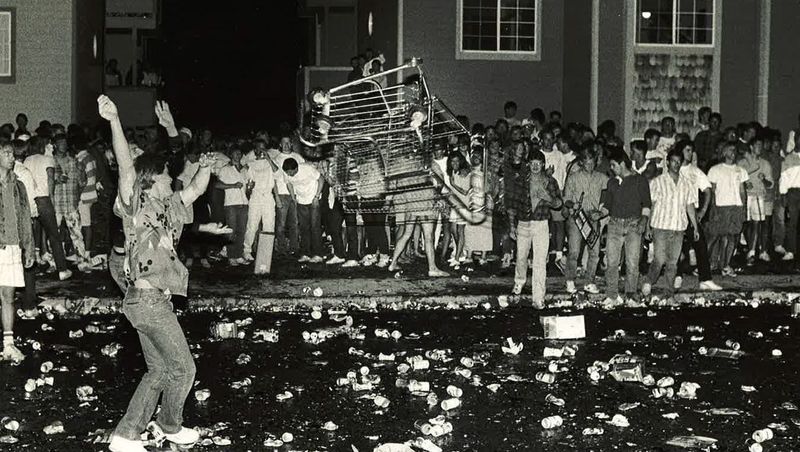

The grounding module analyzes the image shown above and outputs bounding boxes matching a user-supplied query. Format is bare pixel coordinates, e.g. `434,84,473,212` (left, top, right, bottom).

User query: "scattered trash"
501,338,523,355
541,415,563,429
76,385,96,402
665,435,718,449
43,421,64,435
1,417,19,431
607,414,629,427
100,343,123,357
698,346,744,359
194,388,211,402
540,315,586,339
209,322,239,340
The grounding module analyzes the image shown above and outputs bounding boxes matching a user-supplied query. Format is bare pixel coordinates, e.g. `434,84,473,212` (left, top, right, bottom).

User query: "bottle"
541,415,563,429
698,347,744,359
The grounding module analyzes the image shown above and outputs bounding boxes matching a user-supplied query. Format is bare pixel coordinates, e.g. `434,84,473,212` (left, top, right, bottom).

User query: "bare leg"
422,221,447,276
455,224,466,261
388,223,414,271
440,219,451,261
722,234,737,268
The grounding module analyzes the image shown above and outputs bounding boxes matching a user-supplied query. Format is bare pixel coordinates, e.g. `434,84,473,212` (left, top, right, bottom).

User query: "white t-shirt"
542,149,568,190
679,164,712,208
269,150,305,195
246,159,275,203
177,161,199,188
14,161,38,216
23,154,55,198
645,148,667,169
217,165,248,206
708,163,749,206
286,163,321,205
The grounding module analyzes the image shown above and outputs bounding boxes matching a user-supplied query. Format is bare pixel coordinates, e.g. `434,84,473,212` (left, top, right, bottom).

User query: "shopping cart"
300,58,482,217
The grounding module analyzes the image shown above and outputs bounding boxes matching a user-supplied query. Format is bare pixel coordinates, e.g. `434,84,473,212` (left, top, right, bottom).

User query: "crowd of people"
0,95,799,356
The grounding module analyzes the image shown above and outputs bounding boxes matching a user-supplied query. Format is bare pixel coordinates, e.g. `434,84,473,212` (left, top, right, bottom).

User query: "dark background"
159,1,302,134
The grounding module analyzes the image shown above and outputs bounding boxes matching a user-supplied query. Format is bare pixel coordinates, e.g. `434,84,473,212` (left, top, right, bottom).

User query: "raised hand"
198,152,217,168
97,95,119,121
154,101,176,131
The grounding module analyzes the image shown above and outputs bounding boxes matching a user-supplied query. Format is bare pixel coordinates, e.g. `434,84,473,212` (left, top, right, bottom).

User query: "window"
0,7,15,83
457,0,541,61
636,0,713,46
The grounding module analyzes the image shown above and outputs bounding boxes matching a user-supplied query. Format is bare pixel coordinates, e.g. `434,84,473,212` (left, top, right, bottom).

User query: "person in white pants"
508,148,562,308
242,140,277,262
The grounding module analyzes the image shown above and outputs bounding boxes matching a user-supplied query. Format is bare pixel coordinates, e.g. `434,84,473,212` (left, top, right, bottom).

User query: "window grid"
462,0,536,54
636,0,713,46
0,11,10,77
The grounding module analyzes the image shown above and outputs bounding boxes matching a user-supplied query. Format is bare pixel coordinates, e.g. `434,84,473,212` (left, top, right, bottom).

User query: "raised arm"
97,95,135,204
180,153,215,206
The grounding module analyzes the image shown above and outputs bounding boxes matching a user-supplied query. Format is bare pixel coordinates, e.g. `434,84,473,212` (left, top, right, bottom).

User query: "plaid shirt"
53,154,80,217
504,160,561,221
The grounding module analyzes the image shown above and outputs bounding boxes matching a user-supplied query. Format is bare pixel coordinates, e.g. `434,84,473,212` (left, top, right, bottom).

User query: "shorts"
746,195,766,221
0,245,25,287
79,202,93,228
705,205,745,237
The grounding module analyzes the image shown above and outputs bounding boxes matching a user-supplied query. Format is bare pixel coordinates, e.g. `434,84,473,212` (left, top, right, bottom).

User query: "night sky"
160,1,302,134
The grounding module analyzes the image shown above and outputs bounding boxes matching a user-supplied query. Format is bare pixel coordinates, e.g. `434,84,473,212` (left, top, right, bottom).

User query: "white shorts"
0,245,25,287
746,195,766,222
79,203,93,228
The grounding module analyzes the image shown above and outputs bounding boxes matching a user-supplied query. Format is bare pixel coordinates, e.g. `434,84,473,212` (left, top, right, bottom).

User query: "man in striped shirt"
642,148,700,299
75,134,99,254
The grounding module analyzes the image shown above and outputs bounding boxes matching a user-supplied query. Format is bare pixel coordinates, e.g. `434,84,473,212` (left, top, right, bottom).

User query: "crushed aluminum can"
752,428,774,443
43,421,64,435
313,287,324,297
772,349,783,357
321,421,338,431
236,353,251,365
426,392,438,406
253,329,279,342
545,393,565,406
725,340,741,350
609,354,645,383
408,380,430,393
24,379,37,392
535,372,555,384
68,330,84,339
652,387,675,399
582,427,604,435
440,398,461,411
543,346,564,358
460,357,474,368
194,388,211,402
101,343,123,357
374,395,390,408
209,322,238,340
446,385,463,398
76,385,96,401
541,415,563,429
657,376,675,387
281,432,293,443
2,417,19,431
40,361,54,373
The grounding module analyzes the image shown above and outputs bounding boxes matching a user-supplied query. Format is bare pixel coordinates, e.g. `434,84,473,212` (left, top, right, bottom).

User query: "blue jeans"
114,288,196,440
646,228,684,296
605,217,644,299
297,201,323,257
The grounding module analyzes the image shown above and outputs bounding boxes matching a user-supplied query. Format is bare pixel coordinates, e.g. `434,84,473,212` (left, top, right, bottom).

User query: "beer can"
541,415,563,429
209,322,238,339
752,428,773,443
446,385,463,398
725,340,741,351
536,371,556,384
440,398,461,411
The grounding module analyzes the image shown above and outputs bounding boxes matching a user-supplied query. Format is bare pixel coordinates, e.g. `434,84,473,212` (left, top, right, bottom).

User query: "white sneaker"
164,427,200,445
360,254,377,267
108,435,147,452
565,280,577,294
673,276,683,290
376,254,390,268
699,280,722,291
583,283,600,294
782,252,795,261
601,296,624,309
775,245,787,255
326,256,345,265
739,233,747,246
641,282,651,297
241,252,255,262
512,282,523,295
66,254,78,262
58,270,73,281
298,255,311,263
759,251,771,262
308,256,324,263
1,344,24,362
341,259,359,268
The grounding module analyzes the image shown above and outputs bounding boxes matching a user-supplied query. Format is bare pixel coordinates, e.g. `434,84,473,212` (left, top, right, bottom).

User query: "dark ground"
1,303,799,451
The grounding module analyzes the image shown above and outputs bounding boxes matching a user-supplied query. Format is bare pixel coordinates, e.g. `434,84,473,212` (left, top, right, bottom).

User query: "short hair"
698,106,712,116
69,132,88,150
15,113,27,122
748,135,766,147
549,110,562,119
577,142,598,161
134,153,169,191
630,139,647,153
666,147,684,163
495,118,509,129
29,136,49,155
503,101,517,111
644,128,661,141
530,108,546,124
598,119,616,138
673,139,693,155
709,112,722,123
608,146,631,168
661,116,675,125
282,157,298,172
11,139,29,157
529,148,545,163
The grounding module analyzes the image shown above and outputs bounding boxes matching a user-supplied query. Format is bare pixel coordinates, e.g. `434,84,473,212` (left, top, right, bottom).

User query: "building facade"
300,0,800,140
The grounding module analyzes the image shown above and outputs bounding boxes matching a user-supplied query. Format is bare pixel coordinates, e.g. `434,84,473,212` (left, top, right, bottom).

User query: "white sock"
3,332,13,347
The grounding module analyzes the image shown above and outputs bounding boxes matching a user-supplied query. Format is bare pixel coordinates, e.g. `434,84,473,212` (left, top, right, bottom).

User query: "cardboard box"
539,315,586,339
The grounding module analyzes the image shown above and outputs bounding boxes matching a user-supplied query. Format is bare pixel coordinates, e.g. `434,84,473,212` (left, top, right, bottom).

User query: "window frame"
635,0,715,48
456,0,542,62
0,7,15,84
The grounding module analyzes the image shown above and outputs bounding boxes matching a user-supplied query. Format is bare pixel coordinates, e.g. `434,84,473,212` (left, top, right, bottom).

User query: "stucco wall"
0,0,73,126
718,0,759,126
596,0,626,134
403,0,564,127
561,0,591,126
768,0,800,135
